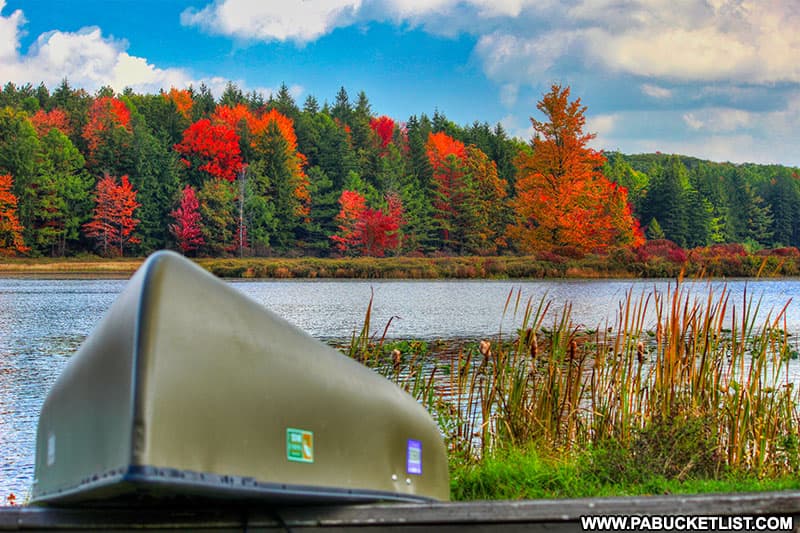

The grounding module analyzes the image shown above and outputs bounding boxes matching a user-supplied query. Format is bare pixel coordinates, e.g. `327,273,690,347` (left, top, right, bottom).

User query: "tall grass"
348,277,800,482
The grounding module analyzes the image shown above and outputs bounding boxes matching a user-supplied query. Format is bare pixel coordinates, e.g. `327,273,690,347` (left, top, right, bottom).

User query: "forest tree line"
0,79,798,259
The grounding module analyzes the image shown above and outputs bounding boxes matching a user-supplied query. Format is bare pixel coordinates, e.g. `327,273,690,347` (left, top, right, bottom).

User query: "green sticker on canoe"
286,428,314,463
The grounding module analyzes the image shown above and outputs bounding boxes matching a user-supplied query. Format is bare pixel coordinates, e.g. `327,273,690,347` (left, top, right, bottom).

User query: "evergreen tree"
219,81,246,108
31,129,91,256
0,107,41,242
640,157,689,246
269,83,299,121
331,86,351,125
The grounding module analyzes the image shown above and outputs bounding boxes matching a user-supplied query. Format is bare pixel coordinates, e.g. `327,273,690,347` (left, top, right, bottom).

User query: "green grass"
449,446,800,501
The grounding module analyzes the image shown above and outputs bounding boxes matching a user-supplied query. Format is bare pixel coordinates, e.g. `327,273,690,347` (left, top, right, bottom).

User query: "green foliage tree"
31,129,91,256
0,107,41,242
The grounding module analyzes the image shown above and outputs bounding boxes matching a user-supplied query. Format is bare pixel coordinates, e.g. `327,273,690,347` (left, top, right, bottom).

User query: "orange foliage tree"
0,174,28,255
508,85,643,254
164,88,193,120
83,174,141,257
426,131,467,247
30,108,72,138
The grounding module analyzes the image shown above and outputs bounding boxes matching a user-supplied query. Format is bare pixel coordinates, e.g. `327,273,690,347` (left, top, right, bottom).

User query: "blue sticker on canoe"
407,439,422,475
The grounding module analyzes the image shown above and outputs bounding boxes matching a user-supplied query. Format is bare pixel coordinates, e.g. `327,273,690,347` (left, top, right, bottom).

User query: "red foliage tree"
508,85,642,254
174,119,243,183
331,190,367,253
331,190,403,256
83,174,141,257
169,185,205,254
82,96,132,166
354,207,401,257
30,108,72,138
370,115,395,150
0,174,29,256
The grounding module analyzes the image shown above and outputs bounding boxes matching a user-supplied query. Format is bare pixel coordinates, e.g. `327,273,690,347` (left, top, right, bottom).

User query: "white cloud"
586,113,616,136
181,0,539,43
469,1,800,87
500,114,533,141
0,4,263,97
0,1,23,61
641,83,672,99
0,7,194,94
682,108,752,133
475,29,579,83
683,113,704,130
499,83,519,107
181,0,363,43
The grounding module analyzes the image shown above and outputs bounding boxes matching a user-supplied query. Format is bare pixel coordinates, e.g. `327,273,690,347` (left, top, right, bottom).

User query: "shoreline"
1,253,797,279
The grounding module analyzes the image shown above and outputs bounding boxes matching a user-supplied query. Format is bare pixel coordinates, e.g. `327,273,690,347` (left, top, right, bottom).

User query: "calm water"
2,276,800,499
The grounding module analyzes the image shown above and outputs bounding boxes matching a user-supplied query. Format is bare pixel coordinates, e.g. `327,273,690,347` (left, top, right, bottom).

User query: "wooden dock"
1,491,799,531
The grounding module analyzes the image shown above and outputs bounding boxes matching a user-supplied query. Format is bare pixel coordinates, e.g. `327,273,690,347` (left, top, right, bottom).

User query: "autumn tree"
170,185,204,254
174,118,243,185
331,190,367,254
426,131,466,249
0,174,28,255
82,96,133,173
331,190,403,256
30,108,72,138
370,115,395,151
508,85,642,254
83,174,141,256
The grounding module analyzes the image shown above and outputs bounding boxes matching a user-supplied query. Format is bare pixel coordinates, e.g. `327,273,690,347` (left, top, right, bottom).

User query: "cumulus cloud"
0,3,193,93
471,0,800,87
682,108,752,133
641,84,672,99
0,2,261,97
180,0,540,43
181,0,363,43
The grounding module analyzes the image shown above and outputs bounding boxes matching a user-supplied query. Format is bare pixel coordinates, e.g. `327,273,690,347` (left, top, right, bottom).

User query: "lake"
2,276,800,500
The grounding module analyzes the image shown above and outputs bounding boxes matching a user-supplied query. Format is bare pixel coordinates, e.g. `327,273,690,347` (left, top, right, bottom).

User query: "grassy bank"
346,278,800,500
2,246,800,279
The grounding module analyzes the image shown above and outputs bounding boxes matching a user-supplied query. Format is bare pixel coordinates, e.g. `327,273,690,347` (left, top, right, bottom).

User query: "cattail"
529,332,538,359
479,339,492,361
392,349,402,372
568,340,577,362
637,341,645,364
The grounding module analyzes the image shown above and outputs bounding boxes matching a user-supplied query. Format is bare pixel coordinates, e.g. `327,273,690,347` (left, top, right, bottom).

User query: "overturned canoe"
31,250,449,505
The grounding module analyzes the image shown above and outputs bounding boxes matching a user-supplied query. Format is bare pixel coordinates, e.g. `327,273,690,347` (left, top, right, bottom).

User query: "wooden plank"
1,491,799,531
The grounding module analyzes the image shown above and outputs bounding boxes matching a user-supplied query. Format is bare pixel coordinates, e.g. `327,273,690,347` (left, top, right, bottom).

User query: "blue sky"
1,0,799,166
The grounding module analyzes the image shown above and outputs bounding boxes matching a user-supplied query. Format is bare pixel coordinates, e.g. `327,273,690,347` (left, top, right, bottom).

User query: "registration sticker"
406,439,422,475
287,428,314,463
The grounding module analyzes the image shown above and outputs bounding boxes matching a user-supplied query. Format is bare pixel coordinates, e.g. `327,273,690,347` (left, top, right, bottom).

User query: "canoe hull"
32,251,449,505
